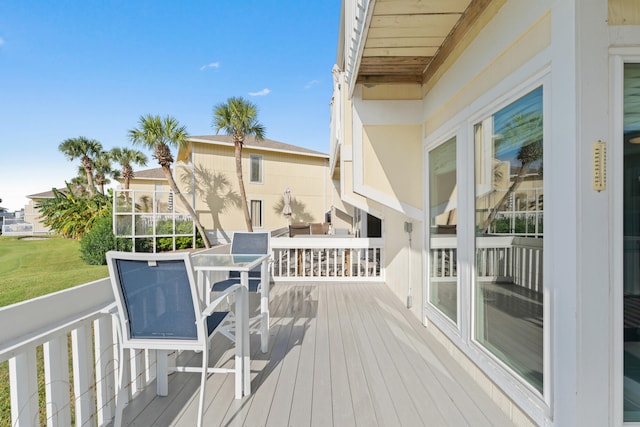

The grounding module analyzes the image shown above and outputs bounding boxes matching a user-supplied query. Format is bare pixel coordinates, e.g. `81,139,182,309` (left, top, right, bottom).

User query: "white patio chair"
107,251,242,427
211,232,271,352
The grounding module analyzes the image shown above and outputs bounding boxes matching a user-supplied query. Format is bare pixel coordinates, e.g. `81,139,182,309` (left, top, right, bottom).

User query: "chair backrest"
229,232,270,278
289,223,311,237
310,222,329,235
107,251,205,350
231,232,270,255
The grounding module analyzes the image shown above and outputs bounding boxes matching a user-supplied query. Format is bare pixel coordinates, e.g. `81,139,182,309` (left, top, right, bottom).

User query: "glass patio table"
190,252,269,397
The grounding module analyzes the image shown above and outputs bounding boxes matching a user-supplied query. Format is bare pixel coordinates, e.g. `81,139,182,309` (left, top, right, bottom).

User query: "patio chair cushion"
212,278,261,293
206,312,230,335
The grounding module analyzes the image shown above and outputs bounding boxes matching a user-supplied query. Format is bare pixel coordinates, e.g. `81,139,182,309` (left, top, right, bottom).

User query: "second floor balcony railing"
270,236,384,281
430,235,543,292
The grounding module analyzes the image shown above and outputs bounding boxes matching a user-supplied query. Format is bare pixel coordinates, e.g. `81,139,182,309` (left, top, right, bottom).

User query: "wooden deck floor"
119,282,514,426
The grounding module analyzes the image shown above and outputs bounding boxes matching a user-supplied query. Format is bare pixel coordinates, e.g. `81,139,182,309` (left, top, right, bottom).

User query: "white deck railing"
0,235,385,425
270,237,384,281
0,279,158,427
2,260,265,426
430,236,543,292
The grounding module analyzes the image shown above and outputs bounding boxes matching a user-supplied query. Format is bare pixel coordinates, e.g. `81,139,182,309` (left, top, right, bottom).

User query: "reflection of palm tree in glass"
273,197,314,223
484,112,543,232
182,166,241,242
139,195,152,212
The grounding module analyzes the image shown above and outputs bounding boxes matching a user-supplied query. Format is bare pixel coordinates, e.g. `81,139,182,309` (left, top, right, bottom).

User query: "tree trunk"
161,166,211,248
235,142,253,232
482,162,530,233
84,168,96,195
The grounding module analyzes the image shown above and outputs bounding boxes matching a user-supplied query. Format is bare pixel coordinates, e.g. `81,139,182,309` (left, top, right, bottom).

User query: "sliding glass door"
474,87,544,393
428,137,458,323
623,62,640,422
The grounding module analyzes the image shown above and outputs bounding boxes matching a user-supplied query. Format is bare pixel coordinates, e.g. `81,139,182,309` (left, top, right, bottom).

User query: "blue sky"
0,0,341,211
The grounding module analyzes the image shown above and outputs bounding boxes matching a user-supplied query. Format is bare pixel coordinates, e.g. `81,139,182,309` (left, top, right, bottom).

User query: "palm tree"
110,147,148,190
213,97,266,232
71,165,91,195
128,114,211,248
483,112,543,232
93,151,119,194
59,136,103,195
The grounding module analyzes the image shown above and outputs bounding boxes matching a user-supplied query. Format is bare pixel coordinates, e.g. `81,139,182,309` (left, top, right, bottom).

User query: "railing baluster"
10,348,39,427
94,316,115,425
71,323,96,426
268,237,384,281
44,335,72,427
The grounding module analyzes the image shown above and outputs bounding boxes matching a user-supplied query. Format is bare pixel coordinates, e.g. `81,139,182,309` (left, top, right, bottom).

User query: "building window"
250,154,263,183
474,86,544,393
429,136,457,323
250,200,263,228
623,62,640,421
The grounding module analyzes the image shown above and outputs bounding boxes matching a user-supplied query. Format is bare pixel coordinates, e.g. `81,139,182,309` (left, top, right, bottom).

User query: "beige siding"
189,143,330,233
609,0,640,24
424,11,550,135
23,200,50,234
379,207,424,320
342,160,372,210
363,124,422,210
363,83,423,100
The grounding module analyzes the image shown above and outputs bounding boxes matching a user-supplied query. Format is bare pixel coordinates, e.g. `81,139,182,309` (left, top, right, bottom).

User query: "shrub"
80,213,130,264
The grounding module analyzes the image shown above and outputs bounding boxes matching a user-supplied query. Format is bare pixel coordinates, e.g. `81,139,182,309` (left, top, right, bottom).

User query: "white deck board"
333,283,379,427
326,283,357,426
118,282,516,427
311,283,334,427
288,285,318,426
354,283,451,426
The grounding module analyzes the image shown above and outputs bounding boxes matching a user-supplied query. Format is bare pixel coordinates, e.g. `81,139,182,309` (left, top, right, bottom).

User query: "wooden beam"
367,27,451,39
365,37,446,48
423,0,506,87
360,56,431,72
357,74,425,85
370,14,461,32
373,0,471,16
359,55,431,78
363,46,439,57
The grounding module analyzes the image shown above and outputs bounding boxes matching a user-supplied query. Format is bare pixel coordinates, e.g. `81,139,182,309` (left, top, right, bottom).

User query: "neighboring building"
332,1,637,425
24,189,64,234
0,207,13,218
118,136,331,244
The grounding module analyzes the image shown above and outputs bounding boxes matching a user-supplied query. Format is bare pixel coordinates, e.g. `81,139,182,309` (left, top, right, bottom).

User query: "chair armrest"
101,302,118,315
202,283,243,317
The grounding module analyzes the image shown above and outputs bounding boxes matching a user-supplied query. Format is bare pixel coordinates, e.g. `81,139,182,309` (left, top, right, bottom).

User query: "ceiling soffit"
356,0,493,85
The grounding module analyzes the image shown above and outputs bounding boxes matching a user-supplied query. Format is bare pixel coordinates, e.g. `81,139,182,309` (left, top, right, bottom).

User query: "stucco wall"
185,142,330,237
362,124,422,210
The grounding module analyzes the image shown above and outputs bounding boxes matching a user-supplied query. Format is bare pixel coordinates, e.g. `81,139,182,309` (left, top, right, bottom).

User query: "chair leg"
114,346,126,427
197,343,209,427
260,283,269,353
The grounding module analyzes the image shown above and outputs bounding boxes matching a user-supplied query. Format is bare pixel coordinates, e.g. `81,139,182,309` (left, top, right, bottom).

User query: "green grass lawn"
0,235,109,426
0,235,108,307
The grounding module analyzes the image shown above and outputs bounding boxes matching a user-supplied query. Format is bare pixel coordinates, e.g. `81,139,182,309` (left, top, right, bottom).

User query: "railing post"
94,316,116,425
9,349,39,427
72,323,96,427
44,335,72,427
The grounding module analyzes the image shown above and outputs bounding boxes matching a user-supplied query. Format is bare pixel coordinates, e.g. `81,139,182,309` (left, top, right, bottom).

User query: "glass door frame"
422,70,551,419
424,129,466,335
611,49,640,426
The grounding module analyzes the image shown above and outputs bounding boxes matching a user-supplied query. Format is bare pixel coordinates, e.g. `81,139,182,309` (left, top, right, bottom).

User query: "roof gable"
188,135,329,159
